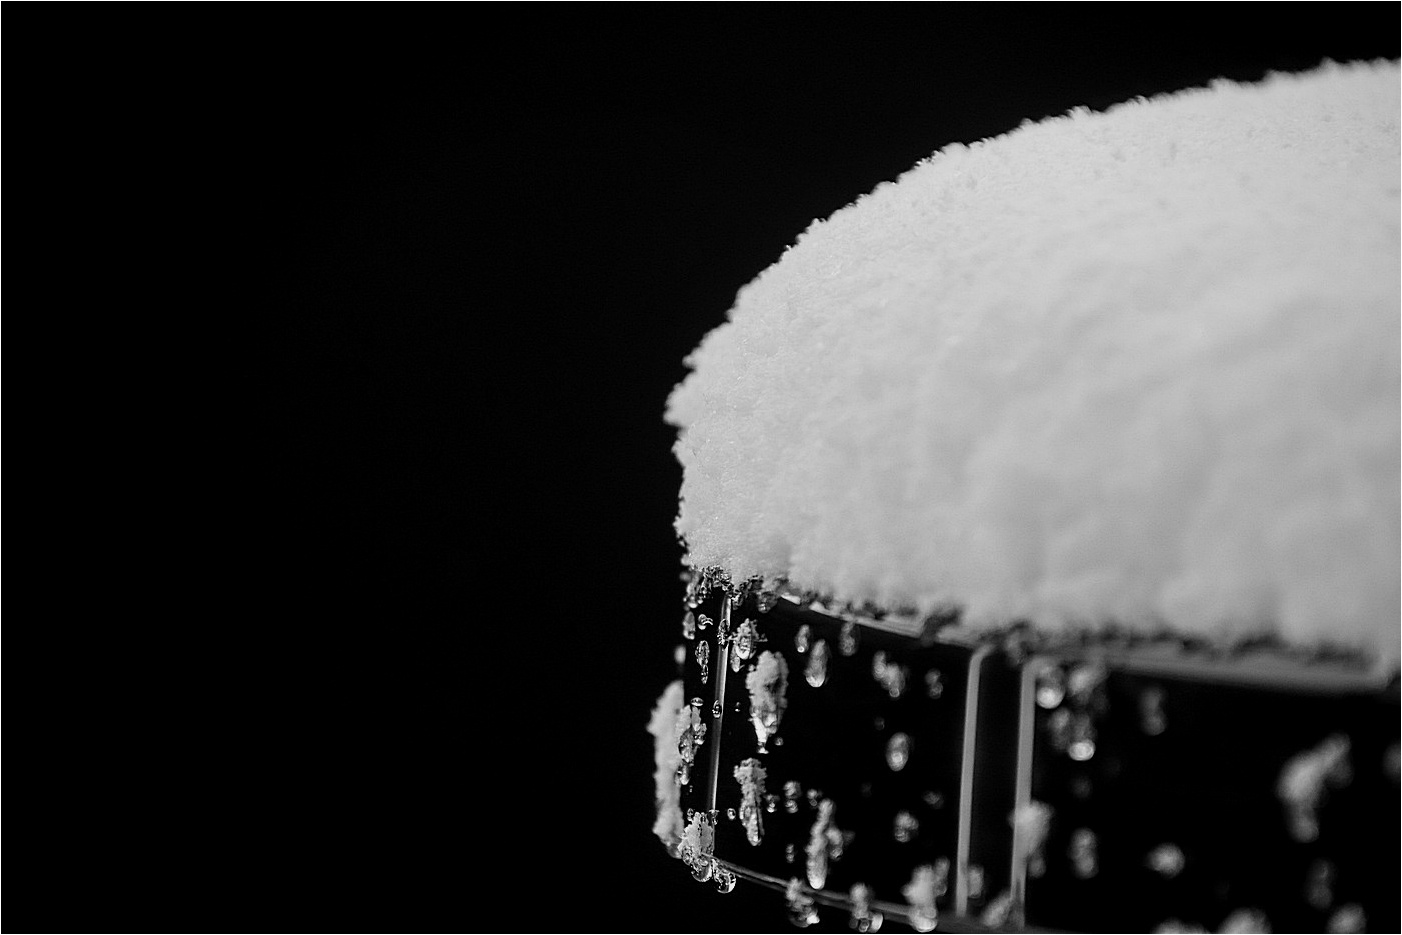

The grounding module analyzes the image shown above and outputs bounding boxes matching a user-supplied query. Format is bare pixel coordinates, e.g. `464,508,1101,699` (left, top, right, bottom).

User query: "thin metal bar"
954,645,992,914
705,856,1054,934
706,599,732,812
1008,657,1038,910
1080,649,1386,693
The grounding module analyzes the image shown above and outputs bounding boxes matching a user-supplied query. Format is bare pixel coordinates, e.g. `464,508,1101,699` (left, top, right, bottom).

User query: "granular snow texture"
667,61,1401,663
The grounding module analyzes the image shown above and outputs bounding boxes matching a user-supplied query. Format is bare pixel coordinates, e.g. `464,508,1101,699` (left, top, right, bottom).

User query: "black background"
36,6,1399,933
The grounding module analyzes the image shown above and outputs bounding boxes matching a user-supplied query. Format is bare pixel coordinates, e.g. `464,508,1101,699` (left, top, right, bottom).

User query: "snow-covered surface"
668,61,1401,663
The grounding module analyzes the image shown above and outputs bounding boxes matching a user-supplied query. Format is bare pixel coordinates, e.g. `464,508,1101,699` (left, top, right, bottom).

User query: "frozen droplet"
806,854,827,890
1147,843,1185,879
714,866,737,893
1067,663,1106,705
726,808,737,820
784,781,802,814
1069,828,1098,879
1278,734,1351,842
785,879,819,928
966,863,985,901
886,732,911,771
932,858,950,898
1304,859,1334,910
682,611,697,640
774,736,784,746
878,661,908,699
697,613,711,631
765,794,778,814
741,802,763,846
807,788,822,808
691,696,704,709
805,639,829,687
795,624,811,653
923,790,945,810
904,866,942,932
1046,707,1073,752
850,884,882,933
695,641,710,684
712,700,722,719
734,757,767,845
1218,908,1269,934
1287,809,1319,843
1068,713,1096,761
893,810,919,843
785,842,796,863
734,618,758,662
980,891,1017,929
691,858,715,883
925,669,944,699
872,651,888,678
1035,664,1066,709
839,620,859,656
1327,904,1365,933
1140,686,1168,735
677,761,690,786
730,648,743,673
1012,801,1053,879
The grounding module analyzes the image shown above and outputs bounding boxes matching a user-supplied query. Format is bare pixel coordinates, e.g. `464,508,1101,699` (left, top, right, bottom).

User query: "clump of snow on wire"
667,61,1401,664
647,680,686,850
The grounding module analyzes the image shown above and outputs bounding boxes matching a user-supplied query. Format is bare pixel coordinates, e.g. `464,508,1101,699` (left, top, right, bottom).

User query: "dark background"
38,6,1398,932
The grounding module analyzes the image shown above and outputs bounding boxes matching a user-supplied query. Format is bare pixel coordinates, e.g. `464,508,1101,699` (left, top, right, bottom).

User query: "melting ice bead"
1146,843,1185,879
893,811,919,843
1068,829,1098,879
734,618,758,661
805,639,829,688
839,621,859,656
786,879,819,928
1035,664,1066,709
1218,909,1269,934
1140,686,1168,736
1327,904,1365,933
1068,713,1096,761
886,733,912,772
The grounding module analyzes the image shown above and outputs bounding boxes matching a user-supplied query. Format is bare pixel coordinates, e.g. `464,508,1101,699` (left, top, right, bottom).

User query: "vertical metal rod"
706,598,732,813
1008,658,1038,910
954,645,992,914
